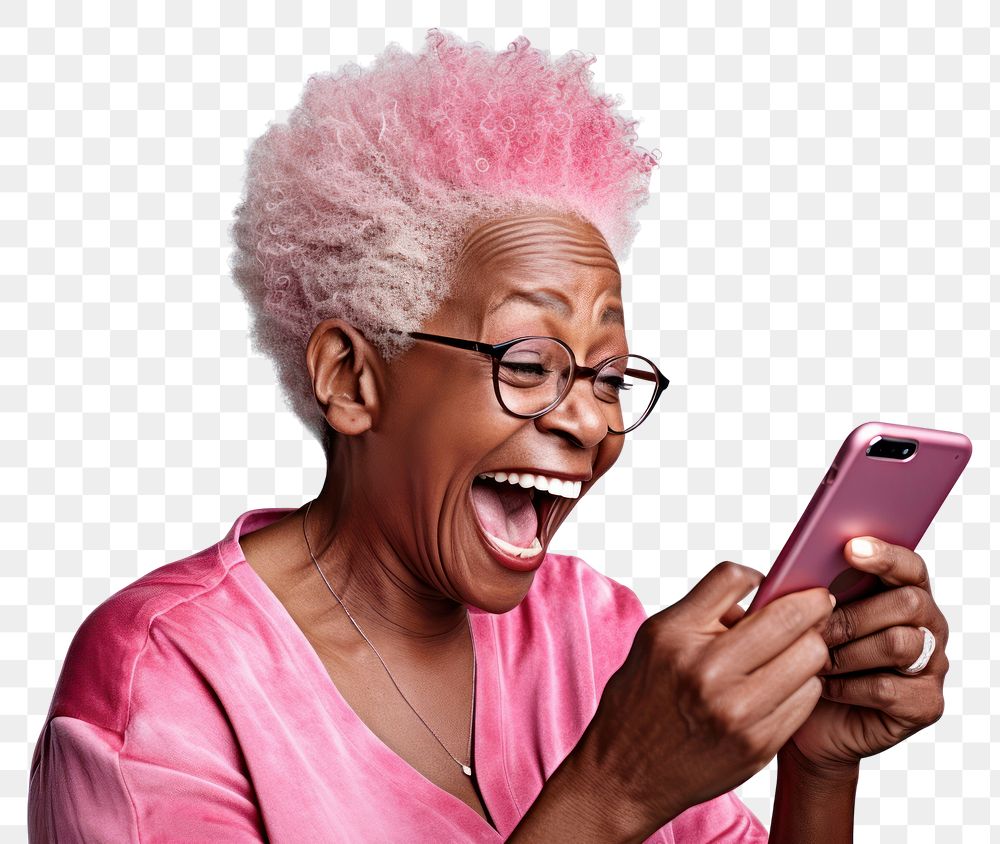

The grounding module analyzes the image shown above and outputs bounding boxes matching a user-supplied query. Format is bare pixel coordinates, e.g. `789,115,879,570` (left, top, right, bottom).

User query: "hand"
576,561,834,834
781,536,950,779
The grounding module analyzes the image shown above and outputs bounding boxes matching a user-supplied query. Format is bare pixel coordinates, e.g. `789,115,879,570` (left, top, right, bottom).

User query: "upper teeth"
477,471,582,499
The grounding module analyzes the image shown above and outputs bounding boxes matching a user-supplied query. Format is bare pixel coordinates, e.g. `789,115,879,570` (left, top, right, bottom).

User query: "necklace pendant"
462,764,472,776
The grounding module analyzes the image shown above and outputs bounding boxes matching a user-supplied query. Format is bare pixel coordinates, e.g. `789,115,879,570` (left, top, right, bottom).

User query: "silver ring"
899,626,936,675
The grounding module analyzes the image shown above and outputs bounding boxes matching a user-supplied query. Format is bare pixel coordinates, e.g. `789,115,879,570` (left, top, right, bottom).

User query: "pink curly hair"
229,29,658,453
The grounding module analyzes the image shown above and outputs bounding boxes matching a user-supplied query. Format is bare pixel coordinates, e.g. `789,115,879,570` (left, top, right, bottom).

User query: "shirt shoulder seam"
116,548,238,739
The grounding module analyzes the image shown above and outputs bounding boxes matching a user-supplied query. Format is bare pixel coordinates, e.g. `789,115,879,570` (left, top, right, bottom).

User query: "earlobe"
305,318,380,436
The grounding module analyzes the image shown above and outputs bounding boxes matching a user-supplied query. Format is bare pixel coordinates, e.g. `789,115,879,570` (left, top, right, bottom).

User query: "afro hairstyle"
228,28,659,454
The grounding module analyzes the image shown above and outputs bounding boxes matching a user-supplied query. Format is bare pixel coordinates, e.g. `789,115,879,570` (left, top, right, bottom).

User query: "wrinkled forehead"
450,213,623,324
460,213,618,269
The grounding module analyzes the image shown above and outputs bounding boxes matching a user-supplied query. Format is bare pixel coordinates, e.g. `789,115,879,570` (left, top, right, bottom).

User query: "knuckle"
896,585,925,617
714,560,742,582
714,560,757,591
697,680,747,735
799,675,824,709
937,615,950,648
808,674,824,700
702,694,733,733
872,674,897,704
806,632,830,668
772,600,804,632
722,703,748,734
939,653,951,676
694,656,724,695
913,553,930,586
831,605,858,645
928,696,946,724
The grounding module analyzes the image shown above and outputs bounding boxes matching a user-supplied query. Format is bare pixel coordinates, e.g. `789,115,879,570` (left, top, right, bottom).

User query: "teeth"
483,532,543,558
476,471,582,499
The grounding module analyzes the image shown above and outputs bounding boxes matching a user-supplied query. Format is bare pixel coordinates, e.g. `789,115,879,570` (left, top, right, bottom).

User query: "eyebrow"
488,289,625,326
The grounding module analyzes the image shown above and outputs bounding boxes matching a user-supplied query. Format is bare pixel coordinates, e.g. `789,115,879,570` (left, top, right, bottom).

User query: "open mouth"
468,472,563,567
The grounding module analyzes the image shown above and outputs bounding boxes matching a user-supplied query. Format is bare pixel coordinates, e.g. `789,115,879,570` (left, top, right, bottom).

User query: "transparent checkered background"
4,1,996,840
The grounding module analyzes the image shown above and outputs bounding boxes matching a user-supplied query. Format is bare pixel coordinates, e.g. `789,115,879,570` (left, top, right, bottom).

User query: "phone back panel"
747,421,972,612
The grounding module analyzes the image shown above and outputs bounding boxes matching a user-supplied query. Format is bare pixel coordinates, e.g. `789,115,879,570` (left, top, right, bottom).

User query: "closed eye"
501,362,551,375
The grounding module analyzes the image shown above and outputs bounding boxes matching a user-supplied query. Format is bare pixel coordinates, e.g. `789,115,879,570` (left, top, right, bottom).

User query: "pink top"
28,507,768,842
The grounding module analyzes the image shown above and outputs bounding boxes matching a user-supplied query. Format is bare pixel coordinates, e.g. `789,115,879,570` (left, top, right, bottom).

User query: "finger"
751,675,824,760
822,625,931,676
727,628,829,726
844,537,931,593
676,562,763,626
719,603,746,629
821,672,946,728
823,584,941,649
714,587,834,672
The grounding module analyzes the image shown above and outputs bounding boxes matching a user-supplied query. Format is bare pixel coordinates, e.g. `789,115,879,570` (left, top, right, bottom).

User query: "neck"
298,466,471,655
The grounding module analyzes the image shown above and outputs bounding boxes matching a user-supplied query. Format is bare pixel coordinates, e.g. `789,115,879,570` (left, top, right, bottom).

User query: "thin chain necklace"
302,498,476,777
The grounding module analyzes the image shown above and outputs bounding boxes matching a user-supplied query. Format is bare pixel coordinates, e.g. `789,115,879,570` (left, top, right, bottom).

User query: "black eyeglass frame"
387,329,670,435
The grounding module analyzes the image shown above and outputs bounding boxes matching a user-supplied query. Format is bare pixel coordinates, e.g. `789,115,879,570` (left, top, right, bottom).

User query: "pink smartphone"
746,421,972,614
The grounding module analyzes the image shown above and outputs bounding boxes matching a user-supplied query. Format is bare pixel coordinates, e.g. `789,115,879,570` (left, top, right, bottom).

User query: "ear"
305,318,383,437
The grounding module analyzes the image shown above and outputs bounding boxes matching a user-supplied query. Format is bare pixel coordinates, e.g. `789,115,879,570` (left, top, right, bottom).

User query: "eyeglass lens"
497,338,658,432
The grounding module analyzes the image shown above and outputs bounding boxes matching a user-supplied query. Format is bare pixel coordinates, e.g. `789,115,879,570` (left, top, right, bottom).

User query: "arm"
506,737,654,844
768,745,859,844
29,715,266,843
505,565,801,844
768,535,957,843
508,737,770,844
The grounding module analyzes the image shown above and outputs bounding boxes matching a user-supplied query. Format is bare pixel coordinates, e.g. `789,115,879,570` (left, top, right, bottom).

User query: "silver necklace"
302,498,476,777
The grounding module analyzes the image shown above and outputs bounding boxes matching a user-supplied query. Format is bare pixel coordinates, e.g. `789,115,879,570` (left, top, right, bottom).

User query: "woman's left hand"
780,536,950,779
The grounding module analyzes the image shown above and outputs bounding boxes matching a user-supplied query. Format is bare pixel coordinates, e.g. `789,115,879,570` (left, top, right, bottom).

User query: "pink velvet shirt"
28,507,768,842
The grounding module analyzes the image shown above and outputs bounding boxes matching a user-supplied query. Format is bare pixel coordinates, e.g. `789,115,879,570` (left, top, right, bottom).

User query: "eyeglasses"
386,329,670,435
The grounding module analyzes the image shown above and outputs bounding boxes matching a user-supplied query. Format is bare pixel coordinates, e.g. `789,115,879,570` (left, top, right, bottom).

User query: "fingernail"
829,593,837,607
851,538,874,558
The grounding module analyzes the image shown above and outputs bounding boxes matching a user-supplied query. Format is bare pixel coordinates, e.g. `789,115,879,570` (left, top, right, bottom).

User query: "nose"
533,374,610,448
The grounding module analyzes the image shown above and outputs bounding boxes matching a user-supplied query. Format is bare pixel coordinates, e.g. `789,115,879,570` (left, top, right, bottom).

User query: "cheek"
411,366,514,450
380,391,515,489
402,354,493,422
594,435,625,477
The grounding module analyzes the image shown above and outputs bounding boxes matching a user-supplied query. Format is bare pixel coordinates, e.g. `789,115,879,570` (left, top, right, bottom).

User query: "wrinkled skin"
242,212,629,667
571,538,949,835
241,211,949,829
787,536,949,776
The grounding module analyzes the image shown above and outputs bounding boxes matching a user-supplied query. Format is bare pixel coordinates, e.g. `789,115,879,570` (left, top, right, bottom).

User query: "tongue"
470,480,539,547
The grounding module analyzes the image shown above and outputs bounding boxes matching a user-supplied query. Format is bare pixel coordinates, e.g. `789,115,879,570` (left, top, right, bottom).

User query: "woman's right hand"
576,561,834,835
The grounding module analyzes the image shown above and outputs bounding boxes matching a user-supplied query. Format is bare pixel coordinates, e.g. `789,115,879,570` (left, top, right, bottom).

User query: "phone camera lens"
866,437,917,460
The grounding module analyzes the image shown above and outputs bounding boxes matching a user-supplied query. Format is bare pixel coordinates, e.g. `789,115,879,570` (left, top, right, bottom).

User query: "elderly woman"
29,31,948,843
